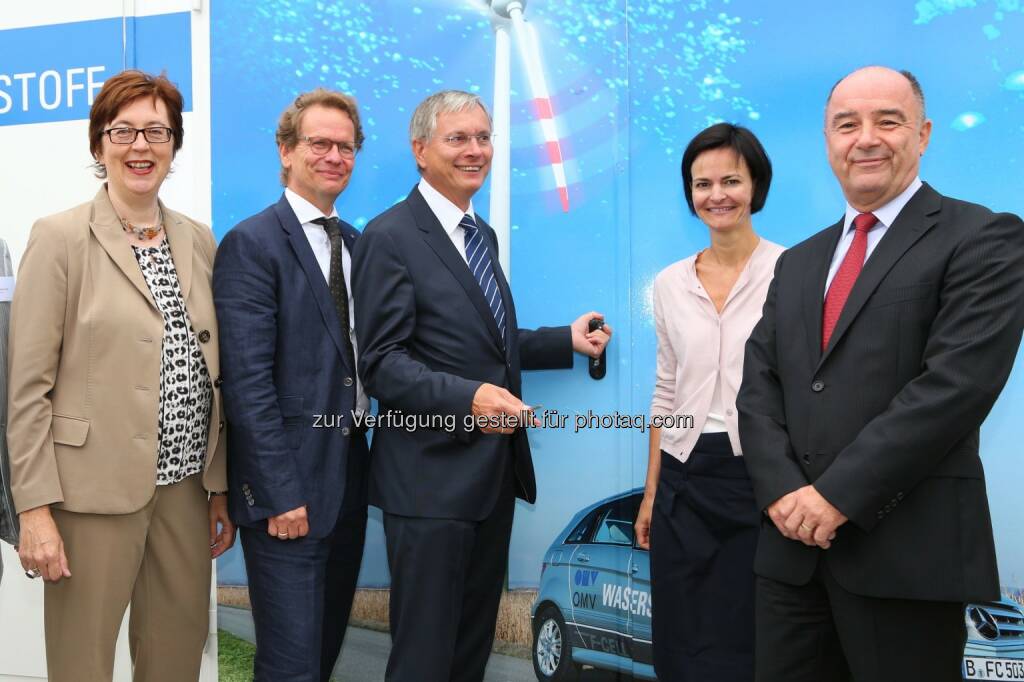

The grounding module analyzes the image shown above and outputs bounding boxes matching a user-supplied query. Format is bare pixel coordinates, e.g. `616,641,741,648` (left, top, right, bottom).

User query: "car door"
627,534,655,673
568,495,637,658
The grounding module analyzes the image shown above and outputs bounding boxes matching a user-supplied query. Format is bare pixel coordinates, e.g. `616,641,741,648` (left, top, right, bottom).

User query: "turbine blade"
509,11,570,212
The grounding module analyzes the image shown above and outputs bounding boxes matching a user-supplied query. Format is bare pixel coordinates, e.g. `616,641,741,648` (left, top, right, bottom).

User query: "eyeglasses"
439,133,494,148
301,136,358,158
103,127,174,144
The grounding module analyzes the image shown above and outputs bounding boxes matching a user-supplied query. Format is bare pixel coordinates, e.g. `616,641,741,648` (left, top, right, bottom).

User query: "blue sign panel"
0,12,192,126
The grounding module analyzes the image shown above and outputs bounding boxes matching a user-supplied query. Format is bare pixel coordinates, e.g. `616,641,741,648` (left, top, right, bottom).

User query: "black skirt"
649,432,759,682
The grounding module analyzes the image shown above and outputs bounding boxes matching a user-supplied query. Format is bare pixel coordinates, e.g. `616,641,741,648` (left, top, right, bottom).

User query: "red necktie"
822,212,878,350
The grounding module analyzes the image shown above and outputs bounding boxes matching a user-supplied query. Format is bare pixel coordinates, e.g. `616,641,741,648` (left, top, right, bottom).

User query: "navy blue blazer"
213,195,365,539
352,186,572,522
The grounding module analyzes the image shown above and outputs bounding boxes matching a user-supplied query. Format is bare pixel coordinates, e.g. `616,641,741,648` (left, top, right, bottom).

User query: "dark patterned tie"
313,216,356,371
822,212,878,350
461,213,506,347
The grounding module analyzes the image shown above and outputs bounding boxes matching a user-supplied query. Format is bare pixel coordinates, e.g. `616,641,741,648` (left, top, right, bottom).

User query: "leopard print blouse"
131,239,212,485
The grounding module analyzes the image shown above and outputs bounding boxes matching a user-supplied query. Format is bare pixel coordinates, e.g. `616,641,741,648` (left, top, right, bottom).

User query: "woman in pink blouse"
634,123,784,681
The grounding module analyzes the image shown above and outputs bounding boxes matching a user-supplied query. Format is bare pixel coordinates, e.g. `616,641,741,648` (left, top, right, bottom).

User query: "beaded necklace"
119,207,164,241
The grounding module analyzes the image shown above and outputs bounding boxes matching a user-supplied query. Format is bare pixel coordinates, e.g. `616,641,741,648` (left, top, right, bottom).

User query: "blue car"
963,599,1024,680
531,490,1024,681
531,489,654,680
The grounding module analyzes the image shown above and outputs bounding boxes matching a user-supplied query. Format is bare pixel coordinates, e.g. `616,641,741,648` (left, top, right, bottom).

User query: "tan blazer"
6,186,226,515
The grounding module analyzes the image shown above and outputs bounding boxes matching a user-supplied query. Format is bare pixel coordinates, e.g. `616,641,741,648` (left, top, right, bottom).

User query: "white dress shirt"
824,177,923,294
284,188,369,416
418,178,477,264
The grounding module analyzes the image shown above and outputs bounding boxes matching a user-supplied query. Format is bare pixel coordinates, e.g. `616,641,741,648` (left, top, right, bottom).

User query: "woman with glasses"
634,123,783,682
6,70,234,681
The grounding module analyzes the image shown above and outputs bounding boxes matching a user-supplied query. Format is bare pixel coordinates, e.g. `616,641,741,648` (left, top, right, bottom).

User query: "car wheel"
533,606,578,681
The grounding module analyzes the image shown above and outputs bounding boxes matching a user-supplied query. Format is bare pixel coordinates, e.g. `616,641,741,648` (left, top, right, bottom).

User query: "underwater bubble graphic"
982,23,1001,38
951,112,986,131
1005,71,1024,90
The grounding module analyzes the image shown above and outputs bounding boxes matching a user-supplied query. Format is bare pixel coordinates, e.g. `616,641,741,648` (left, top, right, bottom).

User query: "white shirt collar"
418,178,476,238
284,187,338,226
843,177,923,232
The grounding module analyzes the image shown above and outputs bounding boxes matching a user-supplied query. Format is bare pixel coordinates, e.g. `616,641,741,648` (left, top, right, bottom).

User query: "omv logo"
574,569,599,587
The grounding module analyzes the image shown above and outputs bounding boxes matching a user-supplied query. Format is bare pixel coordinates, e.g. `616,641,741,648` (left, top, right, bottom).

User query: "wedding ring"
276,533,289,538
800,523,814,532
25,568,41,579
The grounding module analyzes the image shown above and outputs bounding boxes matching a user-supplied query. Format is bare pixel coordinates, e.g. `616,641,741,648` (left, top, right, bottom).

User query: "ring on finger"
800,522,814,532
25,568,41,579
276,532,289,538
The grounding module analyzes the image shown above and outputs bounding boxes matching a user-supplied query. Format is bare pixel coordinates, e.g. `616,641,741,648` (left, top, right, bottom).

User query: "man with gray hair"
352,90,611,680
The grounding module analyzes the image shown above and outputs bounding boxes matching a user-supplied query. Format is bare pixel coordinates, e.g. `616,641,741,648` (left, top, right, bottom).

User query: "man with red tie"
737,66,1024,681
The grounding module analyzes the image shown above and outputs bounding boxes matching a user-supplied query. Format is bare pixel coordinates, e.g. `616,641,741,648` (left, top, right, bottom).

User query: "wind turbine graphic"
479,0,569,275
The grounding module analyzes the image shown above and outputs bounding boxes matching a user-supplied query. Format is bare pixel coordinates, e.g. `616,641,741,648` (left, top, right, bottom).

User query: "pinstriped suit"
738,183,1024,681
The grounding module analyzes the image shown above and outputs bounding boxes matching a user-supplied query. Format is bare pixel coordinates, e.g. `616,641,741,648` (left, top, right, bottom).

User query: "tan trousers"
44,474,211,682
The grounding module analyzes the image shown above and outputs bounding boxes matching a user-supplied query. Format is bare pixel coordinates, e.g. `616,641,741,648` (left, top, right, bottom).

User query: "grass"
219,630,342,680
217,630,255,682
217,585,539,658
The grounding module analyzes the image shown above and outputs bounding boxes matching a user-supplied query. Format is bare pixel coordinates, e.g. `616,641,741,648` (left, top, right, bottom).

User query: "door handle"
588,318,607,380
576,553,591,563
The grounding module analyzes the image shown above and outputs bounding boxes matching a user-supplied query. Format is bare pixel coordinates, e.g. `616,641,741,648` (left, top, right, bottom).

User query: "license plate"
964,657,1024,680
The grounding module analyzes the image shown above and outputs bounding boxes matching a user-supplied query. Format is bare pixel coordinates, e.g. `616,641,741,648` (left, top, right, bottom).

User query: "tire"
532,605,579,681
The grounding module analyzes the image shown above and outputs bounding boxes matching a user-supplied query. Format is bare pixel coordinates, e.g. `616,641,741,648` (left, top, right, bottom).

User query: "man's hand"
267,505,309,540
209,494,237,558
18,505,71,582
765,490,799,540
472,383,533,434
570,312,612,358
768,485,847,549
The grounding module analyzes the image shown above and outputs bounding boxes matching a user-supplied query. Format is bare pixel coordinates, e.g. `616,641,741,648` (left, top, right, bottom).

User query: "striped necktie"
461,213,506,347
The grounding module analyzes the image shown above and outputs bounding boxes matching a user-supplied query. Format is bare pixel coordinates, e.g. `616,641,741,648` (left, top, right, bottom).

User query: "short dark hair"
680,123,772,215
89,70,184,178
826,68,926,122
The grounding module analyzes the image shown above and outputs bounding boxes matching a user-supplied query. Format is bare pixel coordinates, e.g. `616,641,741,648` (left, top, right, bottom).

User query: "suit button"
343,377,354,387
342,427,351,437
214,376,223,388
219,420,225,431
811,380,825,392
198,330,211,343
802,453,811,464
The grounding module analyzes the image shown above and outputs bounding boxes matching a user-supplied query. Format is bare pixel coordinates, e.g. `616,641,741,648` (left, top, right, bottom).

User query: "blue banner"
0,12,192,126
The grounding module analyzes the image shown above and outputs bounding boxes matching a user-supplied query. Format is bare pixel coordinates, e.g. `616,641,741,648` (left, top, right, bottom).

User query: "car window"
565,507,602,544
592,496,641,546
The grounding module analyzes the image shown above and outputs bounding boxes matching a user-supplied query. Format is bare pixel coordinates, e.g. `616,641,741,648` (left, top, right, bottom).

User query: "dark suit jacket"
352,186,572,521
214,195,365,539
0,239,15,549
738,183,1024,602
